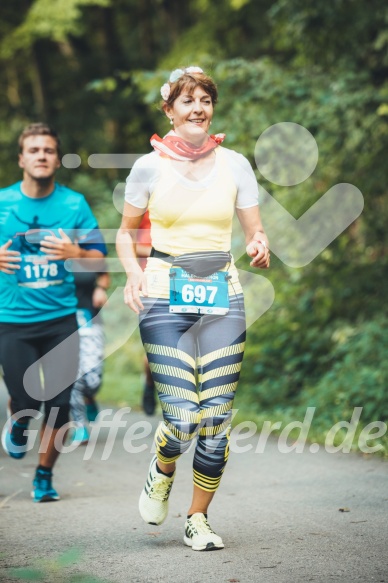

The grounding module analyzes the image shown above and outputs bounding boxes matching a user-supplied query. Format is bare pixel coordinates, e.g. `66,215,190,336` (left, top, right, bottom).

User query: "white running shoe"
138,456,175,525
184,513,224,551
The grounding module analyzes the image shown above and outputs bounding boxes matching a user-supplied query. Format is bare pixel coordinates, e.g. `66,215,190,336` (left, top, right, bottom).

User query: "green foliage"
268,0,388,69
240,314,388,420
0,0,111,57
236,276,388,456
303,318,388,423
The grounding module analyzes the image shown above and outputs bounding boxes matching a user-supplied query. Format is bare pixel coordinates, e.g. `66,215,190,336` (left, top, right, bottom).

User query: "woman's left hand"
246,240,270,269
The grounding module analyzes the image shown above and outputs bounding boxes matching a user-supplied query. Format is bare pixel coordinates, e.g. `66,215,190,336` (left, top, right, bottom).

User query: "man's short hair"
18,123,61,156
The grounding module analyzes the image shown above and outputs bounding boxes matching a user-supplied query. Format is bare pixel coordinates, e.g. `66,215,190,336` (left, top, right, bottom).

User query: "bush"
302,317,388,424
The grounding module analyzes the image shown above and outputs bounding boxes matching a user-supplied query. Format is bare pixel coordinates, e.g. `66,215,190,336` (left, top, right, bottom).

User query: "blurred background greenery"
1,0,387,454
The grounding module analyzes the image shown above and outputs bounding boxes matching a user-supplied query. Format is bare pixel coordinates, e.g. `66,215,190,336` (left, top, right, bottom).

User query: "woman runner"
116,66,270,551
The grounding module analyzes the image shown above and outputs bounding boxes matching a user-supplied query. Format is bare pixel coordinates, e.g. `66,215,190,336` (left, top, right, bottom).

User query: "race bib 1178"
17,255,66,288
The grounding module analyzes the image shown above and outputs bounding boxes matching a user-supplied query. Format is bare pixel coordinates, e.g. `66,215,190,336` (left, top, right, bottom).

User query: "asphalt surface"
0,383,387,583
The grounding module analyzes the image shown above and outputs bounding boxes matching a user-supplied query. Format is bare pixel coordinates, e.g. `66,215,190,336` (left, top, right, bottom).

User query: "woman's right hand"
0,240,21,274
124,268,148,314
246,239,270,269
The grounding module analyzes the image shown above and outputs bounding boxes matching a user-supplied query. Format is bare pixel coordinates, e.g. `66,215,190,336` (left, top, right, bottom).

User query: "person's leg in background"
69,371,89,444
33,315,79,501
0,322,43,460
142,355,156,415
83,323,104,422
27,315,79,502
70,323,104,444
0,315,79,501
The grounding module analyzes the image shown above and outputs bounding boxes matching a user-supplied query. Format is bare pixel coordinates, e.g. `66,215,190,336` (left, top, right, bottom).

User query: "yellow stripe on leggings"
155,451,181,464
198,362,242,384
198,418,231,436
193,470,221,492
165,421,198,441
144,343,195,369
155,382,199,404
200,401,233,420
199,382,238,402
197,342,245,368
161,401,201,424
150,363,195,384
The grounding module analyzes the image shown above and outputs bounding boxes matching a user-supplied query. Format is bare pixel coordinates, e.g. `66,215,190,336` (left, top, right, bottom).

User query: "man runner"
0,123,107,502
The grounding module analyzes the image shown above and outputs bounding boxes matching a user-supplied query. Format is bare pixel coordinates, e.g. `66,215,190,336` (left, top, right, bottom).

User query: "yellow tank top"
144,147,243,298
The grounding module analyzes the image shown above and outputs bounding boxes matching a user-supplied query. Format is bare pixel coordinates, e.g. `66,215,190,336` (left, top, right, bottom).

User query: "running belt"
150,248,231,278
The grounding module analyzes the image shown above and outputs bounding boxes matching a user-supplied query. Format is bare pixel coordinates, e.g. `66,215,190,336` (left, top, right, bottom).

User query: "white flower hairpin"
160,83,170,101
169,66,203,83
160,66,204,101
169,69,185,83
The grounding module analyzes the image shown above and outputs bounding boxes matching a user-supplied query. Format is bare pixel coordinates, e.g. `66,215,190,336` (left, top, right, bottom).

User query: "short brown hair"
162,71,218,109
18,123,61,156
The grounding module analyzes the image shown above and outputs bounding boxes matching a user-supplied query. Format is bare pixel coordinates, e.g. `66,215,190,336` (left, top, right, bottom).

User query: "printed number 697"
181,284,217,304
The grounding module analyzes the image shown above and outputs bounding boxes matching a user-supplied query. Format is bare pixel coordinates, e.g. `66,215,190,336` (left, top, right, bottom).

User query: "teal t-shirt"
0,182,106,323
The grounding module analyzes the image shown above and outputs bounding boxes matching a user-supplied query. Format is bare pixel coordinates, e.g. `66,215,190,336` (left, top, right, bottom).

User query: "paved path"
1,384,387,583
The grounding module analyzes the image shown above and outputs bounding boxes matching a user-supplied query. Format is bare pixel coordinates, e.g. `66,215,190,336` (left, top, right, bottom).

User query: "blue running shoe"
86,400,99,423
1,416,29,459
32,469,60,503
71,424,89,445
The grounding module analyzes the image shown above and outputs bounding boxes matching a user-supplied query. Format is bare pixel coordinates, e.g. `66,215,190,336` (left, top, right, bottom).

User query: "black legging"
139,295,246,492
0,314,79,428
